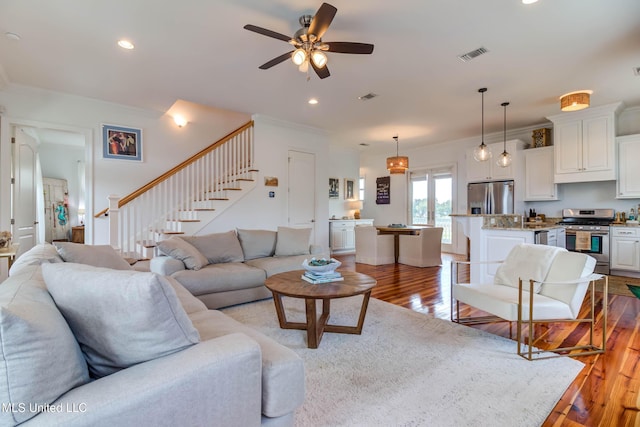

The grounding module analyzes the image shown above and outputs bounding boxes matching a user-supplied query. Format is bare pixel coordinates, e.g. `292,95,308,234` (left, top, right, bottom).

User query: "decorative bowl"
302,258,341,274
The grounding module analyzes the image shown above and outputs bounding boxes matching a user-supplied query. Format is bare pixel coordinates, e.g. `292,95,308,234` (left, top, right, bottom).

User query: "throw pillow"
236,228,277,260
275,226,311,256
42,263,200,379
54,242,132,270
183,231,244,264
0,269,89,425
157,236,209,270
493,244,564,293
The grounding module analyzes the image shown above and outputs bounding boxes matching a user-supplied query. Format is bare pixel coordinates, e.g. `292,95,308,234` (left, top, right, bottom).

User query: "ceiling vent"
359,143,370,146
358,93,378,101
458,47,489,62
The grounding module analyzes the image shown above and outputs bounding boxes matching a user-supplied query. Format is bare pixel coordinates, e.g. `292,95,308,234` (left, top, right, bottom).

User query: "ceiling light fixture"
173,115,188,127
311,50,328,68
386,135,409,174
4,32,21,41
496,102,512,168
473,88,491,162
117,39,135,50
560,90,592,111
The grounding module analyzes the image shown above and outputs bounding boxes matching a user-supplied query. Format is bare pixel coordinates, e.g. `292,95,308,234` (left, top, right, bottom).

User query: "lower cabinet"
329,219,374,254
610,227,640,272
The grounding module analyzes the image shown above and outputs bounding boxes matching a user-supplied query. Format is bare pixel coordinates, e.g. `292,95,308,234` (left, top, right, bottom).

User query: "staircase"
99,121,256,259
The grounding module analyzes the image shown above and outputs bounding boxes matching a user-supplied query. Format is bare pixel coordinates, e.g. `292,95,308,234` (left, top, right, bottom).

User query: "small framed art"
329,177,340,199
344,178,355,200
102,124,142,161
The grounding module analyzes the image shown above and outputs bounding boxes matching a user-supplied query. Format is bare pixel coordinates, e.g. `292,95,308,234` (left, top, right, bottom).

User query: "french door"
409,167,454,252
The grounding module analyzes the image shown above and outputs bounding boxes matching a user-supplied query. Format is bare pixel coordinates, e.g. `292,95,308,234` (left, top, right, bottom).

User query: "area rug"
222,296,584,427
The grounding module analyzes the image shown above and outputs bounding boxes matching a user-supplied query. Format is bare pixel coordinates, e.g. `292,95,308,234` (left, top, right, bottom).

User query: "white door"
409,167,454,253
12,127,39,257
288,150,316,239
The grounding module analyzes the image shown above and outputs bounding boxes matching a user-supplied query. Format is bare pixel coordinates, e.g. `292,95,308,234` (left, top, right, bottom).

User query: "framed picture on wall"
102,124,143,161
329,177,340,199
344,178,355,200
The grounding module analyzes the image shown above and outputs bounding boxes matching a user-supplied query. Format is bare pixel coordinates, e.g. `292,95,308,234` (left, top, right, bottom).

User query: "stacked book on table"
301,270,344,284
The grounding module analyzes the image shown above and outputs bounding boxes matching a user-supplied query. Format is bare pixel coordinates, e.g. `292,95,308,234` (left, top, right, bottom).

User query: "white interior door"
288,150,316,240
12,127,39,257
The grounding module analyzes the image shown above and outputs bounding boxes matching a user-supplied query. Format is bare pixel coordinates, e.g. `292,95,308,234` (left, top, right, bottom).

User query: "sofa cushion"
275,227,311,256
183,231,244,264
54,242,133,270
189,309,305,418
9,242,63,276
42,263,200,378
165,276,208,315
237,229,277,260
158,236,209,270
0,266,90,425
172,262,266,296
245,254,310,278
493,244,564,293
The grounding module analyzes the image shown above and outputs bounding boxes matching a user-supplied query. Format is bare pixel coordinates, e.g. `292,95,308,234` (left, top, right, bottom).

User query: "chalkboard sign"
376,176,390,204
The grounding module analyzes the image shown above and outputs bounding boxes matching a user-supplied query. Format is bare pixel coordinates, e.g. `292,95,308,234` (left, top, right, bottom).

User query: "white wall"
195,115,331,249
327,146,361,220
0,84,249,244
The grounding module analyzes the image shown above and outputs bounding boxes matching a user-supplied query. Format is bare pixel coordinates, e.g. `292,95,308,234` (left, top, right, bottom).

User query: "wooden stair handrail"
95,120,253,218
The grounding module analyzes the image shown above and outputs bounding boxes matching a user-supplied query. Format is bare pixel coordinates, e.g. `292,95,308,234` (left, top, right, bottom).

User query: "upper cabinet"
524,146,558,201
466,140,523,182
616,134,640,199
547,102,623,184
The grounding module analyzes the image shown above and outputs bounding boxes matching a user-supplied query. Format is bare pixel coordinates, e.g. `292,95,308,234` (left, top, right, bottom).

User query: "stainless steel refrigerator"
467,180,514,214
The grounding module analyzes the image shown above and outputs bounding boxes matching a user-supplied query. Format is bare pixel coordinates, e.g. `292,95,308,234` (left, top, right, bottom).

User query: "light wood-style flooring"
334,252,640,427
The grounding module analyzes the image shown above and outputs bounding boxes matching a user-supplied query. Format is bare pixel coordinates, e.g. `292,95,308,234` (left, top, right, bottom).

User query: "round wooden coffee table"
264,270,377,349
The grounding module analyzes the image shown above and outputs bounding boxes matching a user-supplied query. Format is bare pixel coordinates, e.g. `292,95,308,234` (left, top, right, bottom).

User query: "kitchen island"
451,214,564,283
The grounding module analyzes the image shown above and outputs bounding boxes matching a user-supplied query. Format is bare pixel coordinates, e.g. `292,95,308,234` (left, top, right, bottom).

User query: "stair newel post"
108,194,121,252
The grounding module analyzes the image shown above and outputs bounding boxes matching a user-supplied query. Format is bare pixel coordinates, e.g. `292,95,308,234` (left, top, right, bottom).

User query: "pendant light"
496,102,512,168
386,135,409,174
473,88,491,162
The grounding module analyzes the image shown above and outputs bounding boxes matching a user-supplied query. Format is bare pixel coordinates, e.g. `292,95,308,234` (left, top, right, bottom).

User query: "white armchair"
451,243,607,360
398,227,443,267
355,226,395,266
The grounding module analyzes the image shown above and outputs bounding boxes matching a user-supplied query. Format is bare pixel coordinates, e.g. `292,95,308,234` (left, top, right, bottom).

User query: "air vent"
359,143,370,146
358,93,378,101
634,67,640,76
458,47,489,62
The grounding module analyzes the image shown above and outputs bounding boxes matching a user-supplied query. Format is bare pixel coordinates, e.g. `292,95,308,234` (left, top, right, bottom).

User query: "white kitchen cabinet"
556,227,566,249
616,134,640,198
524,146,558,201
610,227,640,272
329,219,373,254
547,102,622,184
466,141,521,182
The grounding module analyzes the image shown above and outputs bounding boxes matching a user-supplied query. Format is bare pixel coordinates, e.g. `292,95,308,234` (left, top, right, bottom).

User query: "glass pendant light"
496,101,512,168
473,88,491,162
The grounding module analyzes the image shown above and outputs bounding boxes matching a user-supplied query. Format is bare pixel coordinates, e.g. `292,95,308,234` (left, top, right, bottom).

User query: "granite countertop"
482,225,562,231
611,222,640,227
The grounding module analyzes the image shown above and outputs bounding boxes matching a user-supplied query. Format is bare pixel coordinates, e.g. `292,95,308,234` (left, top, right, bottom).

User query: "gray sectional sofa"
151,227,328,309
0,243,304,427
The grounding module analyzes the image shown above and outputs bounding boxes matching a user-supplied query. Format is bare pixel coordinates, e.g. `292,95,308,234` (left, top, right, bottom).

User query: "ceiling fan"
243,2,374,79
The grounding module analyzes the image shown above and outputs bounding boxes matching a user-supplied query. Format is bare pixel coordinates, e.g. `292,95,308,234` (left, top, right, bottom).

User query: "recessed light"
308,98,318,105
5,32,21,41
117,39,135,50
634,67,640,76
522,0,539,4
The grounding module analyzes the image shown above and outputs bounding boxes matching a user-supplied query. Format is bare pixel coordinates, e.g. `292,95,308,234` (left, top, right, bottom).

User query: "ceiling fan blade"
325,42,374,54
244,24,292,42
308,3,337,40
259,51,294,70
311,61,330,79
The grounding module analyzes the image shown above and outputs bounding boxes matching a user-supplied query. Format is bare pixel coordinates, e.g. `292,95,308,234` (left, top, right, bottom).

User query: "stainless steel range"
557,208,615,275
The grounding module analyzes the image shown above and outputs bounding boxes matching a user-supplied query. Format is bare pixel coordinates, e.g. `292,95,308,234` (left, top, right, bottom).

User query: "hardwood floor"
334,252,640,427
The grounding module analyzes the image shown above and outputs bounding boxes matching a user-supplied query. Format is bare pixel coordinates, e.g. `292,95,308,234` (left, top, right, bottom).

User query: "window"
359,176,365,202
409,167,453,247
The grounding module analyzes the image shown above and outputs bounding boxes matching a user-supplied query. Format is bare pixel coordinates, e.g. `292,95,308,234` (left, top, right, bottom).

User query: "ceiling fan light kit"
473,88,491,162
244,2,374,79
